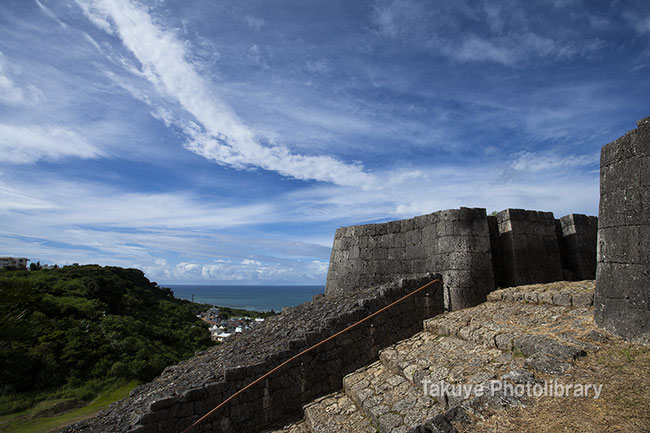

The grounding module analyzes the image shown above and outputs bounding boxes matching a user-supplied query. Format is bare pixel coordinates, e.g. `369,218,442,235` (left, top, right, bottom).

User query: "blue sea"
165,285,325,312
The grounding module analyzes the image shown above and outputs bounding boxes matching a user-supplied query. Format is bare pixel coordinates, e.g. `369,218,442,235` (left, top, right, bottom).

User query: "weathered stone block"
494,209,563,287
596,117,650,343
400,218,415,232
598,225,649,265
438,209,460,221
596,262,649,302
595,297,649,342
170,402,194,418
412,214,429,229
558,213,598,280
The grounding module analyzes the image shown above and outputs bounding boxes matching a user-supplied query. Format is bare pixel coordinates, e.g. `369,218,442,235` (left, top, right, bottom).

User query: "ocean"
165,284,325,312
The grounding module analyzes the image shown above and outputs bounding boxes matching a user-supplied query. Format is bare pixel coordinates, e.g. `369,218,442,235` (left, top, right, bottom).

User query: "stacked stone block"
595,117,649,342
325,207,494,310
487,214,504,287
491,209,563,287
432,208,495,310
557,214,598,280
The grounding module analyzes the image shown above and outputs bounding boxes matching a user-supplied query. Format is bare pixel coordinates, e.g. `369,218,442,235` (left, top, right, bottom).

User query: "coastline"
165,284,325,312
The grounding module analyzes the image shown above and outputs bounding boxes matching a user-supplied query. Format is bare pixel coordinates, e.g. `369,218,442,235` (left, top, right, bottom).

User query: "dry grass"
467,337,650,433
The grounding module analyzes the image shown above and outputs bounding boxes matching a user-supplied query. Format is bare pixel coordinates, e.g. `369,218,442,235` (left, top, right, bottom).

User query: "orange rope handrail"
181,278,442,433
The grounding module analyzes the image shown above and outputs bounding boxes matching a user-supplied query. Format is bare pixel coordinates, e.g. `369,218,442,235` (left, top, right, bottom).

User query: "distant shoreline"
165,284,325,312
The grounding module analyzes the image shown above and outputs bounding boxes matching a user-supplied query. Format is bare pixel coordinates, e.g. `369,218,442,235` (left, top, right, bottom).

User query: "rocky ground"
265,280,650,433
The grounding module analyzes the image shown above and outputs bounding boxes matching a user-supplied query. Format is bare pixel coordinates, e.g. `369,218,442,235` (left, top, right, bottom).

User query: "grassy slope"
468,337,650,432
0,381,138,433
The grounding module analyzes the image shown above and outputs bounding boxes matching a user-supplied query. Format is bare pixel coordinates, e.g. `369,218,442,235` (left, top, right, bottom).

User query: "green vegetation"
215,305,277,319
0,265,213,418
0,380,137,433
511,348,526,358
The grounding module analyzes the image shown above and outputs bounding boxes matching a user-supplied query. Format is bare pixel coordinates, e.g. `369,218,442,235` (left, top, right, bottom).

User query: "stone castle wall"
490,208,563,287
66,276,443,433
558,214,598,280
595,117,649,342
325,208,494,310
327,207,597,311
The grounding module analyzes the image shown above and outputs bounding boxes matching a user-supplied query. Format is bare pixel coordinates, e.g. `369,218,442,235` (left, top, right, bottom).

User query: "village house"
0,257,30,269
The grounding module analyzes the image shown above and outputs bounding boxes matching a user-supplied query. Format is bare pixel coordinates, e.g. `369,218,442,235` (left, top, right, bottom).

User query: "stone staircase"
263,281,607,433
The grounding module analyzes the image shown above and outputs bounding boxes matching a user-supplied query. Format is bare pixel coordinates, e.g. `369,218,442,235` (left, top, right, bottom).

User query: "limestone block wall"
558,214,598,280
491,209,563,287
434,208,495,310
595,117,649,342
325,207,494,310
487,214,504,287
66,276,443,433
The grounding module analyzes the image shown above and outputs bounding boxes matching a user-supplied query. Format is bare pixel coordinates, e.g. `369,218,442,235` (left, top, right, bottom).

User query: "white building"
0,257,30,269
216,332,232,343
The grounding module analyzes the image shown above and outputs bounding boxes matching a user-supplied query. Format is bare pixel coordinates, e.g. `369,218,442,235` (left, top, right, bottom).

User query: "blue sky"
0,0,648,285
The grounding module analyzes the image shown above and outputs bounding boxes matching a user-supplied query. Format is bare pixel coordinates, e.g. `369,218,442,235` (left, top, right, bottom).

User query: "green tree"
0,265,213,412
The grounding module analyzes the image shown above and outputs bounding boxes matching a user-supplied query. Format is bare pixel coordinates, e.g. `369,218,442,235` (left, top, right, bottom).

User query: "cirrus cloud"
75,0,377,189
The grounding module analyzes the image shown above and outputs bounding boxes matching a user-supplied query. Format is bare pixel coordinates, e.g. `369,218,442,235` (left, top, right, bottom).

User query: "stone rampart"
326,207,597,311
491,208,563,287
325,207,494,310
595,117,649,342
65,275,443,433
557,214,598,280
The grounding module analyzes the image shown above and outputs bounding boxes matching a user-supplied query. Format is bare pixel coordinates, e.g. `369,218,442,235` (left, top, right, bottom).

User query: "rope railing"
181,277,442,433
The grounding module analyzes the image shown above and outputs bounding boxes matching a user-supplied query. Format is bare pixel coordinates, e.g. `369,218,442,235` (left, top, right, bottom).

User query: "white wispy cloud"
0,176,272,229
371,0,428,38
306,59,331,74
0,52,45,106
453,37,516,65
75,0,377,188
0,124,105,164
1,230,330,284
82,32,102,51
440,32,591,66
510,150,598,172
623,12,650,35
244,15,266,31
34,0,67,28
370,0,603,65
283,150,599,225
0,174,331,283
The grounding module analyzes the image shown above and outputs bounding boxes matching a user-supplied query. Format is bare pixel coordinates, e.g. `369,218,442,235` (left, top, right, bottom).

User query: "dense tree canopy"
0,265,212,396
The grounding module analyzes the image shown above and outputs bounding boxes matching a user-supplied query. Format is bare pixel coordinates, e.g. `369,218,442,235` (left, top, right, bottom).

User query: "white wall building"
0,257,30,269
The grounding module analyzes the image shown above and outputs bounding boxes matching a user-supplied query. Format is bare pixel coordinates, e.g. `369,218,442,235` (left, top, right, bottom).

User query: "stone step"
379,332,521,408
302,391,376,433
266,282,607,433
487,280,595,307
424,300,606,374
263,420,310,433
343,360,442,433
